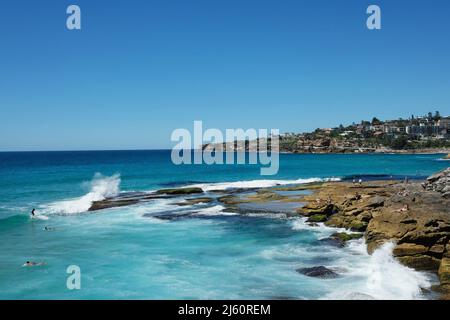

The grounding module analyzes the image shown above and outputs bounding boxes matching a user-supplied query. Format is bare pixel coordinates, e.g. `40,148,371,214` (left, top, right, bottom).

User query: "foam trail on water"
188,177,340,192
192,205,237,216
44,173,121,215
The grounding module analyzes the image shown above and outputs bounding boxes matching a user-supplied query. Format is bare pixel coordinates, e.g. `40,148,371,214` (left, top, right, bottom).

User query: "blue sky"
0,0,449,151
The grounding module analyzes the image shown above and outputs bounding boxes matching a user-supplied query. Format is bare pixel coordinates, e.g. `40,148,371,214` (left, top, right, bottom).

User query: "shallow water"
0,151,447,299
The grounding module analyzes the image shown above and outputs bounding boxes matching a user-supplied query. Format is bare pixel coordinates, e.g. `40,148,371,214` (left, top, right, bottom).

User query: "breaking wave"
187,177,340,192
43,173,121,215
325,242,433,300
289,219,434,299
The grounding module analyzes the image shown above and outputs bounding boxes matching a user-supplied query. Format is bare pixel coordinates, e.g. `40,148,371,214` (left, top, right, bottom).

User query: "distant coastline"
202,143,450,155
203,111,450,156
281,148,450,155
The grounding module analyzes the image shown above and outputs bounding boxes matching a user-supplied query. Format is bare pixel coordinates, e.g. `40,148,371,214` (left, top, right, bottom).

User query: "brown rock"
397,255,441,271
438,257,450,285
350,220,368,232
364,196,385,208
156,187,204,195
357,211,373,222
297,203,339,217
429,244,446,256
400,232,448,247
393,243,428,257
445,243,450,259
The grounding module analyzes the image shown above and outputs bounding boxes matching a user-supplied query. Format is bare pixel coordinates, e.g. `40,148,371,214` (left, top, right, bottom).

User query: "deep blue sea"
0,151,448,299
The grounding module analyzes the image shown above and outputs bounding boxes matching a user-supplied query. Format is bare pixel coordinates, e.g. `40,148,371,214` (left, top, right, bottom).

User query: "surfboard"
31,215,49,221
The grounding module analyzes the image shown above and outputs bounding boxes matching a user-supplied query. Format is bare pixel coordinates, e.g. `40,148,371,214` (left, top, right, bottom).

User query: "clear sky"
0,0,449,151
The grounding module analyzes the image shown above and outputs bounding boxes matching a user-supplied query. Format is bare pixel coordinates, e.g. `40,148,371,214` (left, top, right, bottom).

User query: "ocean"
0,151,448,299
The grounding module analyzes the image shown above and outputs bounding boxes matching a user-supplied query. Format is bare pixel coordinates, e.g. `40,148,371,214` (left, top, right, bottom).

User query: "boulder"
350,220,368,232
296,266,338,279
429,244,446,255
297,203,339,217
307,214,328,223
331,232,364,242
321,232,364,247
393,243,428,257
397,255,441,271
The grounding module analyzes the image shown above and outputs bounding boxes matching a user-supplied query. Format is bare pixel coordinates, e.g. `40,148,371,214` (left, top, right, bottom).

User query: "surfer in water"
30,208,49,220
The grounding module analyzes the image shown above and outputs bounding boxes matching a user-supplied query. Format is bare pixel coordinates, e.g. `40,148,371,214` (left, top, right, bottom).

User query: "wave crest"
325,242,433,300
44,173,121,215
187,177,340,192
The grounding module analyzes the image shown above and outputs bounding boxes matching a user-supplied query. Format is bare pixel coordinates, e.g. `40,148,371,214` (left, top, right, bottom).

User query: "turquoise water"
0,151,448,299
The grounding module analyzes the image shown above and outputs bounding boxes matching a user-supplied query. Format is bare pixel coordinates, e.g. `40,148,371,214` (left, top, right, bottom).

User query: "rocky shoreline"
88,168,450,299
202,140,450,155
296,168,450,299
282,148,450,155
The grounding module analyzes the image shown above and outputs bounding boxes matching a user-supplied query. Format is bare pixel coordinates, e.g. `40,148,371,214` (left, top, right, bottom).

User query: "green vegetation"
331,232,364,242
307,214,328,223
278,111,449,152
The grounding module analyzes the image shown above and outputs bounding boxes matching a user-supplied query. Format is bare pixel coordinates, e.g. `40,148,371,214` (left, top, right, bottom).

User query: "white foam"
246,212,288,219
192,205,237,216
43,173,121,215
289,218,434,299
188,177,339,192
325,242,433,300
31,214,49,221
291,217,348,238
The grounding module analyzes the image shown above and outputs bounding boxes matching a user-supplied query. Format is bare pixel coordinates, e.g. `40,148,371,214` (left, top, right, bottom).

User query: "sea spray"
364,242,432,299
44,173,121,215
325,241,434,300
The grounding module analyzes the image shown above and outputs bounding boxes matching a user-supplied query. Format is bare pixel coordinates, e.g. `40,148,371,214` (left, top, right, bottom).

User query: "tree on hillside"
390,135,409,150
371,117,382,125
434,111,441,120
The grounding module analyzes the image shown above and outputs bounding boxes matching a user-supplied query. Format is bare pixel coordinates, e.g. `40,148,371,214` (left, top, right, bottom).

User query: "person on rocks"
396,204,409,212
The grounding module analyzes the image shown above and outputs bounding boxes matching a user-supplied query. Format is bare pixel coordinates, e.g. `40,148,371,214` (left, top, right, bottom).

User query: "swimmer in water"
31,208,35,217
43,226,55,231
23,261,46,267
